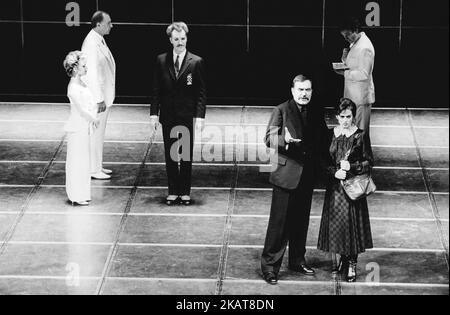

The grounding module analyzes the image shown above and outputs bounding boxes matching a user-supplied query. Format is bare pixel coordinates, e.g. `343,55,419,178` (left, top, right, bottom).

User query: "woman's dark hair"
339,16,361,33
336,98,357,117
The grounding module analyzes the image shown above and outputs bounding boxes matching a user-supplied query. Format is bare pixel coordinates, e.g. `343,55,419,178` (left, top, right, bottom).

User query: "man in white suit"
82,11,116,180
335,17,375,139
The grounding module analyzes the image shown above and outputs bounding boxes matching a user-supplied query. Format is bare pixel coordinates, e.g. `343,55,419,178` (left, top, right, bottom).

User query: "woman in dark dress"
318,98,374,282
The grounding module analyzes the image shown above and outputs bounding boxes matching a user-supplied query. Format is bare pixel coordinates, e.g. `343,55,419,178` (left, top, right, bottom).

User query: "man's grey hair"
292,74,312,88
166,22,189,37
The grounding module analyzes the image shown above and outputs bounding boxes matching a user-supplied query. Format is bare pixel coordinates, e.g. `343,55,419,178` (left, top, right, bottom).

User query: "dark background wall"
0,0,448,107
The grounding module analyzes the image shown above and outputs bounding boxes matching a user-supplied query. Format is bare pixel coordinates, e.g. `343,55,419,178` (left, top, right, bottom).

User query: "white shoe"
165,195,179,206
166,195,179,201
91,172,111,180
180,195,192,206
102,168,113,174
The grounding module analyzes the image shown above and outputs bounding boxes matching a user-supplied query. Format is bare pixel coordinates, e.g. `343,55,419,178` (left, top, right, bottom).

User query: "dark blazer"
265,99,328,190
151,51,207,124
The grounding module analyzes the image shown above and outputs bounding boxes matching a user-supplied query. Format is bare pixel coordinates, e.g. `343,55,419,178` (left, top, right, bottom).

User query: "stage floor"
0,103,448,295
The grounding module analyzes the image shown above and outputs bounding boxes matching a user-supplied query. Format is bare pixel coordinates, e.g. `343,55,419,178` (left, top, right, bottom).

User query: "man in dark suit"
150,22,207,206
261,74,328,285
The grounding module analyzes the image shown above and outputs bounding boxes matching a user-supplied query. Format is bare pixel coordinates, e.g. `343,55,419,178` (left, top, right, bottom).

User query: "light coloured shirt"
173,50,187,71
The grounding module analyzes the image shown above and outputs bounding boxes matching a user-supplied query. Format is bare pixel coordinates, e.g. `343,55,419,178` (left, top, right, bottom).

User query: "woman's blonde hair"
63,50,83,77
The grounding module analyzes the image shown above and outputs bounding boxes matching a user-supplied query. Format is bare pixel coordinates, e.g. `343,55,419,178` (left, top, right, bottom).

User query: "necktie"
174,55,180,78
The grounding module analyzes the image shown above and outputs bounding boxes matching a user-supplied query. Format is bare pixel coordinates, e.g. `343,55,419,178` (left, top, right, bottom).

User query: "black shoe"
332,256,349,275
346,261,357,283
263,272,278,285
70,200,90,206
165,196,180,206
289,264,315,275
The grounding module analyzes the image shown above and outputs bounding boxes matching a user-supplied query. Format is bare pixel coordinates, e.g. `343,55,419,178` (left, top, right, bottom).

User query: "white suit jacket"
343,32,375,106
81,29,116,107
65,81,97,133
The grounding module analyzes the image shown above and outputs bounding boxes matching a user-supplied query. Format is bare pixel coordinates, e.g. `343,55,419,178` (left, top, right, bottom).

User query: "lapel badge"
187,73,193,85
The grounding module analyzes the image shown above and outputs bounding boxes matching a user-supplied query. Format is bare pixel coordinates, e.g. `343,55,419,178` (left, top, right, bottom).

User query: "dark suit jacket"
265,99,328,190
151,51,207,125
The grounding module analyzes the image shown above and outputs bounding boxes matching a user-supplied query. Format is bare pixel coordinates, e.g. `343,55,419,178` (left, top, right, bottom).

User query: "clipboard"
332,62,350,70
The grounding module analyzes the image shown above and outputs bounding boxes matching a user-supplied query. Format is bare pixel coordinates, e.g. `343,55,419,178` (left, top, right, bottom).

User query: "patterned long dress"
317,128,374,256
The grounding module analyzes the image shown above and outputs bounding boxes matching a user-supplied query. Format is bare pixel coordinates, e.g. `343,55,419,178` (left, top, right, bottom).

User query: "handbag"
341,173,376,200
340,138,376,201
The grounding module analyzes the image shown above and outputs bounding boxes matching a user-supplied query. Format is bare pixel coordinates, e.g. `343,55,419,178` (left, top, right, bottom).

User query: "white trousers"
355,103,372,135
90,107,110,173
66,130,91,203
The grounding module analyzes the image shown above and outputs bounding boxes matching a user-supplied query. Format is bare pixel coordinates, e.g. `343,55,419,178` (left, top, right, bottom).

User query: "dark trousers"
261,167,314,275
162,121,194,196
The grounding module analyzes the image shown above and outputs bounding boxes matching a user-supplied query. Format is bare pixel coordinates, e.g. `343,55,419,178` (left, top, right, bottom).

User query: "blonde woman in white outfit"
63,51,100,206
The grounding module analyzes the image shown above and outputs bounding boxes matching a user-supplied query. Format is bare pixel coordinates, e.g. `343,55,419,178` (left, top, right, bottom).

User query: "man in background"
82,11,116,180
335,17,375,140
150,22,207,206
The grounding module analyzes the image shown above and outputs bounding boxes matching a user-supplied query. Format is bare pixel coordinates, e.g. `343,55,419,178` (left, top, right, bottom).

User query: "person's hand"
285,127,302,144
97,101,107,114
195,118,205,132
340,160,351,171
335,169,347,180
149,116,160,133
334,69,346,76
91,118,100,130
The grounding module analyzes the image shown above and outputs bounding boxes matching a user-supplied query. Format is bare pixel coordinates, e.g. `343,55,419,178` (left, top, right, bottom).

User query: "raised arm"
349,132,374,175
345,48,374,82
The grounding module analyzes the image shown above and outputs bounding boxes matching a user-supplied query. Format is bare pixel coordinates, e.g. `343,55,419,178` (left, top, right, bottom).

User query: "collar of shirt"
350,32,363,49
91,29,106,45
296,104,307,113
173,50,187,66
334,125,358,138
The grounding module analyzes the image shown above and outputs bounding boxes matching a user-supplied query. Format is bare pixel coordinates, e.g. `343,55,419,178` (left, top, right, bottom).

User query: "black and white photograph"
0,0,448,298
